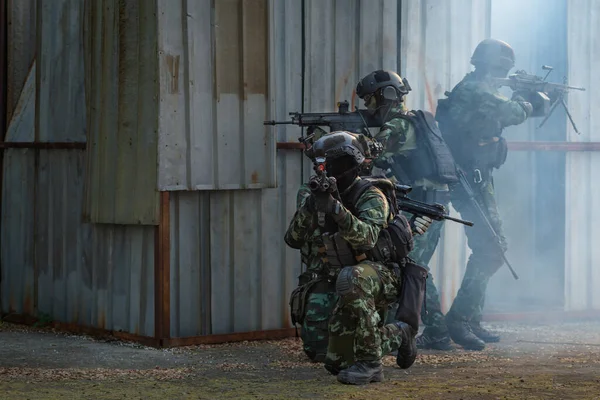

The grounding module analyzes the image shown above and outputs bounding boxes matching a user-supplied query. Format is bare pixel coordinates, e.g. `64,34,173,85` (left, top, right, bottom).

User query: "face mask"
365,95,377,111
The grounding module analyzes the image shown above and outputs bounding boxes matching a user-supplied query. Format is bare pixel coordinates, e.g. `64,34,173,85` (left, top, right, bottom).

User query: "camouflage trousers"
300,279,338,361
325,261,403,371
386,211,446,335
446,177,507,323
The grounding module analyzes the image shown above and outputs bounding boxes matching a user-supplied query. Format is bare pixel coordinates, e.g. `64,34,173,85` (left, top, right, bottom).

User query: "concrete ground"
1,320,600,399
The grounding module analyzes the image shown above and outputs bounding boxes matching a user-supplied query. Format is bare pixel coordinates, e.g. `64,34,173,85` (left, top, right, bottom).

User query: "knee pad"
336,266,355,297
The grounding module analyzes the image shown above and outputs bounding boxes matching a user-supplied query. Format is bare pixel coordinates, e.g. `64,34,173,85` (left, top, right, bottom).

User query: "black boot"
446,318,485,351
336,361,383,385
469,321,500,343
416,328,453,351
395,321,417,369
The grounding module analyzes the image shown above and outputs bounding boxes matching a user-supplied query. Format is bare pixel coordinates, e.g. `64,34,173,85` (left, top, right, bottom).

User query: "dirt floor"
1,320,600,399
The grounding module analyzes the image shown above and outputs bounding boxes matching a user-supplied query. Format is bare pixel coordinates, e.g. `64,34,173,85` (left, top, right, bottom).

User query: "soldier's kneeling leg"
301,280,338,362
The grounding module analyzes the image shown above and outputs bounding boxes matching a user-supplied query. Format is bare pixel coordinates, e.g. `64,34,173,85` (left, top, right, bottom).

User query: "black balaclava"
325,155,359,193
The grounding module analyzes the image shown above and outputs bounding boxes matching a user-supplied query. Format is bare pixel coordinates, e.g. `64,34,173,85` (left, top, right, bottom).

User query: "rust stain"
23,289,33,316
250,171,259,184
423,76,436,115
165,54,180,94
335,58,355,105
98,311,106,330
351,89,357,111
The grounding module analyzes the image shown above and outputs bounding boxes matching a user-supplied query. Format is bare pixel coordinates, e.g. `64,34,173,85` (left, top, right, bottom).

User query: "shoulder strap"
342,179,373,216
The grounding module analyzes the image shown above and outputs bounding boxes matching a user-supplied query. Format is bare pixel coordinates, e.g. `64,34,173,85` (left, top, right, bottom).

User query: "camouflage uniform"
436,71,529,334
373,104,448,336
285,178,405,372
294,184,338,362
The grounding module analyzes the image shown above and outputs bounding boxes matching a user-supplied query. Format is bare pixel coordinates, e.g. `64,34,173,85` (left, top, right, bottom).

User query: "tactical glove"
409,215,433,235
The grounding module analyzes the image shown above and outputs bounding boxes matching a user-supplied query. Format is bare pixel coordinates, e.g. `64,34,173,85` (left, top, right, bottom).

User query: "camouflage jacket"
436,71,529,143
373,104,447,190
284,178,390,276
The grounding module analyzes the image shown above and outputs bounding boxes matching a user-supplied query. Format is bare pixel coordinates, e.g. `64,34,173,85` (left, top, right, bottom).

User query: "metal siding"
156,0,276,191
1,0,156,336
36,0,86,142
400,0,490,311
566,0,600,310
169,0,303,337
6,0,36,124
83,0,159,225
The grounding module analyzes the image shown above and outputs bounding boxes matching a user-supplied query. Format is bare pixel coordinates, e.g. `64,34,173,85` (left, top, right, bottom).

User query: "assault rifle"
264,100,380,144
393,184,474,227
309,157,339,228
455,169,519,280
493,65,585,134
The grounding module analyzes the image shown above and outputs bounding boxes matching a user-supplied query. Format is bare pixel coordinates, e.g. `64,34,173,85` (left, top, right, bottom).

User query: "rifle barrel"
264,120,294,125
445,215,474,227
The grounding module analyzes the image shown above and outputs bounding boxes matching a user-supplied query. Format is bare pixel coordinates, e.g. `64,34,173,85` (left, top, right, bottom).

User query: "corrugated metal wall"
169,0,303,337
1,0,155,336
565,0,600,310
156,0,276,191
83,0,160,225
400,0,491,311
168,0,491,336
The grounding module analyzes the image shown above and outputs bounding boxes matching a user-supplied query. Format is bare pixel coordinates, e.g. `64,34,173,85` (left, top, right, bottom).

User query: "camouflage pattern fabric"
300,279,338,361
291,185,337,360
373,102,448,333
324,261,403,371
436,72,529,144
435,71,527,324
446,178,506,323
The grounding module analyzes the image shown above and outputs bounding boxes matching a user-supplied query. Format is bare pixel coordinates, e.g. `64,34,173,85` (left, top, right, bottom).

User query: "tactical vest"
342,177,414,264
391,110,458,184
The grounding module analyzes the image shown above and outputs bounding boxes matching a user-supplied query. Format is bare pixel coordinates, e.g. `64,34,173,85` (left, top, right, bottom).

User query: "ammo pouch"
321,233,366,267
394,260,428,331
491,136,508,169
475,136,508,170
369,215,414,264
289,279,320,327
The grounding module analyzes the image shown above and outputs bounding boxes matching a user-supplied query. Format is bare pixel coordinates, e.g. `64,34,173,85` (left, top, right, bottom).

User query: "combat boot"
446,318,485,351
394,321,417,369
469,321,500,343
336,361,383,385
416,328,453,351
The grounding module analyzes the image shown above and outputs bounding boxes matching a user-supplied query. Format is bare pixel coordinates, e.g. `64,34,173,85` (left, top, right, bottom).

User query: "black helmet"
470,38,515,71
356,70,411,101
310,131,366,165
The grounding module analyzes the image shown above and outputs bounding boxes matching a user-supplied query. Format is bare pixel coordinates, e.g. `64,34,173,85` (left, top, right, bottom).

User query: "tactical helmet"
356,70,411,100
470,38,515,71
310,131,366,165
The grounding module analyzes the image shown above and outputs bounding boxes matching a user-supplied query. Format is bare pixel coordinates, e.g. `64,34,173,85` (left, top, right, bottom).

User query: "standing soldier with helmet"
434,38,534,350
355,70,459,351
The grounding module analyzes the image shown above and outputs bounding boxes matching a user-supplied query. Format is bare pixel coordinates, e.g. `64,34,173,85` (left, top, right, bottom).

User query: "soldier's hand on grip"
409,215,433,235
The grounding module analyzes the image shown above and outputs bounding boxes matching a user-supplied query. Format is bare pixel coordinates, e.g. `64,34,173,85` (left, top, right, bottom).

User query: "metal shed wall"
400,0,491,311
156,0,276,191
169,0,303,337
1,0,156,337
565,0,600,311
83,0,160,225
168,0,491,336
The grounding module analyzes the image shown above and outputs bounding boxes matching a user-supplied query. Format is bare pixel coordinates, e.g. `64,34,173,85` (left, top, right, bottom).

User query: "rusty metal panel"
36,0,86,142
1,149,156,336
169,0,303,337
303,0,398,113
400,0,490,311
82,0,159,225
565,0,600,311
6,0,36,123
156,0,276,191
